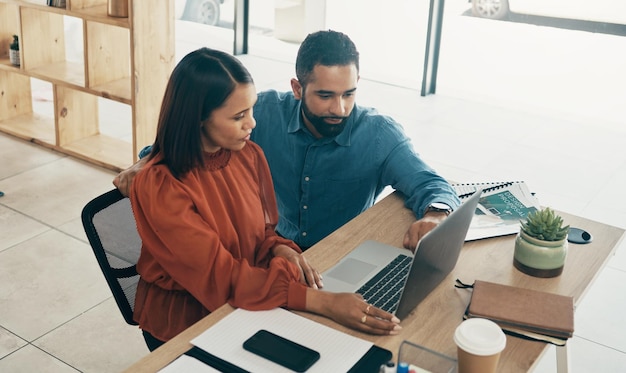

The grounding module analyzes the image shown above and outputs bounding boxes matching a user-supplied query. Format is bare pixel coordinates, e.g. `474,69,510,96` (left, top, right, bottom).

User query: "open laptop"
321,190,482,320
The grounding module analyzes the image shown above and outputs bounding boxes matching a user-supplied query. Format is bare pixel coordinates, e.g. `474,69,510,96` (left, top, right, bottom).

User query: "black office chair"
81,189,141,326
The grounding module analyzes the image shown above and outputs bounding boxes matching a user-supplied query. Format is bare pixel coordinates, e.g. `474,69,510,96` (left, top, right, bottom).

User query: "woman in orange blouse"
130,48,401,350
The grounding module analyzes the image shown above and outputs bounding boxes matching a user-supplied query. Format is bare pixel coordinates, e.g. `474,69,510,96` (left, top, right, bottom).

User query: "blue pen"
396,362,409,373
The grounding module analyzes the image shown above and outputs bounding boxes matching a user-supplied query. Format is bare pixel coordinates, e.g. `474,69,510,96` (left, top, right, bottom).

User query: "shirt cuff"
287,282,308,311
138,145,152,159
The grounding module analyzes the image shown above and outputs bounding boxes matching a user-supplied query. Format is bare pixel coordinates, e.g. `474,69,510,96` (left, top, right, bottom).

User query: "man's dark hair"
295,30,359,85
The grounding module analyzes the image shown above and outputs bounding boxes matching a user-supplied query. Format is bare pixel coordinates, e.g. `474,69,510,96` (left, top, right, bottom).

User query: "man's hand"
402,211,449,250
113,156,148,196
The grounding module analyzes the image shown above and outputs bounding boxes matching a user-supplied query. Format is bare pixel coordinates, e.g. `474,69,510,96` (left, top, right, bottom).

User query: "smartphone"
243,329,320,372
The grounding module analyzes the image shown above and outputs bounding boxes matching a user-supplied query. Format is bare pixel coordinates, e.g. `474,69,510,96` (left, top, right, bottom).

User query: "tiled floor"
1,21,626,373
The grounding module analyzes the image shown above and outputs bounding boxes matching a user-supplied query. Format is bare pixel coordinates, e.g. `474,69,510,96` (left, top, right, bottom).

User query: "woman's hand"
272,244,323,289
306,290,401,335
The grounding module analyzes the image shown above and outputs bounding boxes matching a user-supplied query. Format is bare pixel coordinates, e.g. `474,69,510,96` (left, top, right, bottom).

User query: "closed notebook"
465,280,574,343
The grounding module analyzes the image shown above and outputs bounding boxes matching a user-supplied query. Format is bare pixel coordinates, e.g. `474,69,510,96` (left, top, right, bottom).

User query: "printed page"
191,308,373,373
455,182,541,241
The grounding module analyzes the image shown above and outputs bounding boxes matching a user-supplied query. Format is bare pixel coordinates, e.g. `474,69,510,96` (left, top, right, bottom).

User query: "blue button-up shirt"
251,90,460,248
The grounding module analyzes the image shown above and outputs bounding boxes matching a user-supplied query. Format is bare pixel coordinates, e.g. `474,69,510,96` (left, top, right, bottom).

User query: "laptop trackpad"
326,258,377,285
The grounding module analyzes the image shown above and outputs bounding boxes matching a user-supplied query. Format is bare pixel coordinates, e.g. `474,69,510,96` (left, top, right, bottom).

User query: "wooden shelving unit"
0,0,174,171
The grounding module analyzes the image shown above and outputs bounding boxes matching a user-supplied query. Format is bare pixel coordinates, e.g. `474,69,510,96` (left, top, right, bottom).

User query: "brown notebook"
465,280,574,344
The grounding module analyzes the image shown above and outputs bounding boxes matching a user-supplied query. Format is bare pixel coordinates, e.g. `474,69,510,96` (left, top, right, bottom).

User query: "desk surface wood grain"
124,192,624,373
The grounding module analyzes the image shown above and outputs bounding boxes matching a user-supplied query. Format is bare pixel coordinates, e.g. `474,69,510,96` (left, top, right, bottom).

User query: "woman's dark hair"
149,47,254,178
295,30,359,86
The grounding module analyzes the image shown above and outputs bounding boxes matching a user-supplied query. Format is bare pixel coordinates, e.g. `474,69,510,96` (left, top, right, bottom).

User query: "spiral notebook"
452,181,541,241
453,180,524,199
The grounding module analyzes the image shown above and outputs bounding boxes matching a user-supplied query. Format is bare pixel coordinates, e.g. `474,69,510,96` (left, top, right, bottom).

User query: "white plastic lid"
454,318,507,356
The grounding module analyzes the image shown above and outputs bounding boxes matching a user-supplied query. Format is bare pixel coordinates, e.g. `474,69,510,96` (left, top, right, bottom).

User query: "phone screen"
243,329,320,372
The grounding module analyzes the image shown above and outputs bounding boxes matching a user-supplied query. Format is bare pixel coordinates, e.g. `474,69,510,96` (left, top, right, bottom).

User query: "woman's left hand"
273,245,323,289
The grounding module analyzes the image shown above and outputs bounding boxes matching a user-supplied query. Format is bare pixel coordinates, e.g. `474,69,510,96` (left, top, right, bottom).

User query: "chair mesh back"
82,189,142,325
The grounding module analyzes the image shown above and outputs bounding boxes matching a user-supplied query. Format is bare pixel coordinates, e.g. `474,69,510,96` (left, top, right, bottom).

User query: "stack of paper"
162,308,374,372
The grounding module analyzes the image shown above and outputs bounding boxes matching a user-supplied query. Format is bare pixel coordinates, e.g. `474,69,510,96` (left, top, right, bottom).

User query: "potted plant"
9,34,20,66
513,207,569,278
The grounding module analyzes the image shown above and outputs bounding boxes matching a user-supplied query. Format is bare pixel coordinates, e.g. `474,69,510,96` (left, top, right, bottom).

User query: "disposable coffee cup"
453,318,506,373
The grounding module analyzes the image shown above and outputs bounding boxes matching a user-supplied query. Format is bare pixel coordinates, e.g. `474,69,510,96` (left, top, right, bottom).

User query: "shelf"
0,112,56,146
61,133,133,171
3,1,129,27
0,58,21,70
0,0,174,171
0,113,132,171
70,4,130,27
27,60,85,86
90,77,132,103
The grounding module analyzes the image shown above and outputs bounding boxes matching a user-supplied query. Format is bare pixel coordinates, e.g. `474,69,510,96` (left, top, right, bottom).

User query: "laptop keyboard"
356,254,412,313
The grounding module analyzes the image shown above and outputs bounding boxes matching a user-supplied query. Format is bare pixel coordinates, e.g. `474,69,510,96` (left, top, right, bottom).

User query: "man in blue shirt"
251,30,459,250
114,30,459,251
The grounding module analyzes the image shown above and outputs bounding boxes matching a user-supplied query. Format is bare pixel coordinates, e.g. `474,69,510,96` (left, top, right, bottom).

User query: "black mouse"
568,227,593,244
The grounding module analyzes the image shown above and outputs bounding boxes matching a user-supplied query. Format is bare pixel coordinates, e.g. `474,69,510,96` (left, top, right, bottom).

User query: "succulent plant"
10,35,19,51
520,207,569,242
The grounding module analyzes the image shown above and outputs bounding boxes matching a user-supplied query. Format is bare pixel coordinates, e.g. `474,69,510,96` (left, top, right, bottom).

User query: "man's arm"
375,120,460,249
113,145,152,196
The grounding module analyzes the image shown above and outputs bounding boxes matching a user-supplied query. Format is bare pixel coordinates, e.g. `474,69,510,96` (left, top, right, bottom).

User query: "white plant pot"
9,49,20,66
513,230,568,278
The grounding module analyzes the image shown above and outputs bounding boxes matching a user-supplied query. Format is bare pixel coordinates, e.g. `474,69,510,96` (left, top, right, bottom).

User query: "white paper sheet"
191,308,373,372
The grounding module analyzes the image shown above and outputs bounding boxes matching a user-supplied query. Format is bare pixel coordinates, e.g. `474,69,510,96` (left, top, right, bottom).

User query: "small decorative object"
9,34,20,66
46,0,66,8
108,0,129,18
514,207,569,278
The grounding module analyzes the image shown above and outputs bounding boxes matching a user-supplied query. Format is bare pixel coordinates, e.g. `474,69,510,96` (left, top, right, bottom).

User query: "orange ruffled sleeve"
130,142,307,340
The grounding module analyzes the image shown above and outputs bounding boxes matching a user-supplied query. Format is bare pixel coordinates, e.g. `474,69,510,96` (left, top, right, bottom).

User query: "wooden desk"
124,192,624,372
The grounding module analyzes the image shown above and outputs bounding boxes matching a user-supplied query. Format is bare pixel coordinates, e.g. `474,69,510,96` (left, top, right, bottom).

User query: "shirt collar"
288,101,356,147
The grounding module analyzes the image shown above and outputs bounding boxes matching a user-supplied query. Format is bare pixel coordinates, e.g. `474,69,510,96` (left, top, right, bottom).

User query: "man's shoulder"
355,104,393,121
253,90,297,141
257,89,296,106
352,105,406,135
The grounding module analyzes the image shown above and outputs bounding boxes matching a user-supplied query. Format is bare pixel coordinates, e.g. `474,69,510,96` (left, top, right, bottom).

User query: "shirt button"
304,176,310,182
302,232,307,237
303,205,308,210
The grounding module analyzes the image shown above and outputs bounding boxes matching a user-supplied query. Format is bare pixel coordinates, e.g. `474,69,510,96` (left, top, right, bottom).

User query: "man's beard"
301,99,348,138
